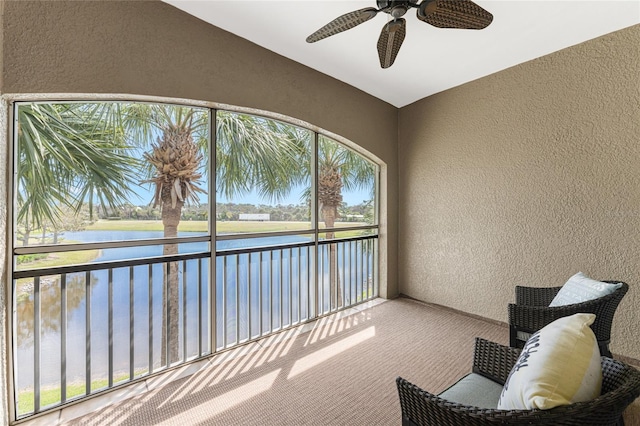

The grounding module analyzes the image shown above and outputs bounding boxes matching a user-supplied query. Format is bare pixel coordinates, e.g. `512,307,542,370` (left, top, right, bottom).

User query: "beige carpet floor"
67,297,640,425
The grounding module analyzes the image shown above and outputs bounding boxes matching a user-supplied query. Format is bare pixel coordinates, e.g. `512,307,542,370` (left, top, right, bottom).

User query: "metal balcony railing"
11,233,378,419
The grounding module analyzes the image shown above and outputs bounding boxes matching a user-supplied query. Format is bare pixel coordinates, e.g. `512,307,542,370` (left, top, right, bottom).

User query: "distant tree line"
92,200,373,223
96,203,207,221
216,202,308,222
215,201,373,222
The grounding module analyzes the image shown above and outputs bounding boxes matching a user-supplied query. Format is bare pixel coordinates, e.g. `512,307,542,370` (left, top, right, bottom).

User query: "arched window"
11,101,379,419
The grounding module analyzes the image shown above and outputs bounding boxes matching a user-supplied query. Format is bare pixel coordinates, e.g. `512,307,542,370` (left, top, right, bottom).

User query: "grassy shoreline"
16,219,371,280
17,373,142,416
17,248,100,271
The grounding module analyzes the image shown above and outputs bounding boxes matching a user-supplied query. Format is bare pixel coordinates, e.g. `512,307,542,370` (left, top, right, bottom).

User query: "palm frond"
216,111,311,204
319,135,376,193
17,103,141,227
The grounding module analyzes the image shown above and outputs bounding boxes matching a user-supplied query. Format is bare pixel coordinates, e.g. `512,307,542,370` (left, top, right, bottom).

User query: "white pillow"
549,272,622,307
497,313,602,410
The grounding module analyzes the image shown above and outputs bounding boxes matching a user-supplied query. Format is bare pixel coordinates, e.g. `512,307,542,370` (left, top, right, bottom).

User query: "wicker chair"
396,337,640,426
508,281,628,357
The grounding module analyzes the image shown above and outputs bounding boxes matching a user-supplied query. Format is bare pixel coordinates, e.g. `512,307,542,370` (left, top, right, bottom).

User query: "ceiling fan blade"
417,0,493,30
377,18,406,69
306,7,379,43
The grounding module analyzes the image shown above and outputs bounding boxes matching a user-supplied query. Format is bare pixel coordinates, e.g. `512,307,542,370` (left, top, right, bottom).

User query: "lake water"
15,230,374,394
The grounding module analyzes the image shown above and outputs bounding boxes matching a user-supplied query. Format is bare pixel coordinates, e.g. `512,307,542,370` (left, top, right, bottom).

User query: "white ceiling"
164,1,640,108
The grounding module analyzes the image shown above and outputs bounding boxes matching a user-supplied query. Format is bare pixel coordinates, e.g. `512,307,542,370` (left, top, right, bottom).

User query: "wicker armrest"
601,357,640,401
508,303,573,332
509,293,619,337
396,376,505,426
472,337,521,385
514,285,561,306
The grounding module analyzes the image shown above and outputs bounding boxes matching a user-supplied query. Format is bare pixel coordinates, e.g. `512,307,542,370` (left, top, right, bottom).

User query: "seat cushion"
438,373,503,408
549,272,622,307
497,313,602,410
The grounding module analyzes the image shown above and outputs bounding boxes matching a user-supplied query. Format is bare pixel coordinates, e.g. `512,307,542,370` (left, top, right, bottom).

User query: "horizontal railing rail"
14,251,211,279
216,230,315,241
216,241,315,257
14,235,212,255
215,224,378,241
317,234,379,244
318,225,379,234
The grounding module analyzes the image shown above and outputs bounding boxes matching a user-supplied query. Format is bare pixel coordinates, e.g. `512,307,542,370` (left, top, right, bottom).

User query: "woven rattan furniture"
396,337,640,426
508,281,628,357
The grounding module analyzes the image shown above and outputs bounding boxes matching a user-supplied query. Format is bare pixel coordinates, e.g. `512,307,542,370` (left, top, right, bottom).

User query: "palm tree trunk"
161,196,183,367
146,121,203,368
22,232,30,247
322,205,342,309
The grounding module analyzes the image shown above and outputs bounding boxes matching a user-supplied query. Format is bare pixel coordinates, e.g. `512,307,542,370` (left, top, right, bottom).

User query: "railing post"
33,277,40,413
108,268,114,387
222,256,227,349
182,260,187,362
235,255,240,345
61,273,67,404
198,258,203,357
129,267,135,380
247,253,252,340
85,271,91,395
148,264,154,374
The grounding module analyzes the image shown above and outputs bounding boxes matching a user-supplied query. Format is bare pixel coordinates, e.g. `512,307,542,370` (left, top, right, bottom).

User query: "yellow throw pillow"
497,313,602,410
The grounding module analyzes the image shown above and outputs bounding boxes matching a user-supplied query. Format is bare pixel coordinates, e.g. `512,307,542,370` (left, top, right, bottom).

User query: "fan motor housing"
377,0,419,18
376,0,419,7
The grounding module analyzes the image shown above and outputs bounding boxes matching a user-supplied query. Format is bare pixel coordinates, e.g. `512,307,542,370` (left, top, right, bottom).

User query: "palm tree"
79,103,208,365
317,136,375,308
136,107,207,365
318,136,375,231
16,103,139,243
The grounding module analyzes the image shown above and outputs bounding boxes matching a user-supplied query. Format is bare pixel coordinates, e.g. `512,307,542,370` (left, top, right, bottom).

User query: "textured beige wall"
398,24,640,359
0,1,398,422
0,1,7,423
0,102,7,426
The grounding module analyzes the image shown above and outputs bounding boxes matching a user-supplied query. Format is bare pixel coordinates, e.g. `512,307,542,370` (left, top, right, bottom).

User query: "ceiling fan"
306,0,493,69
